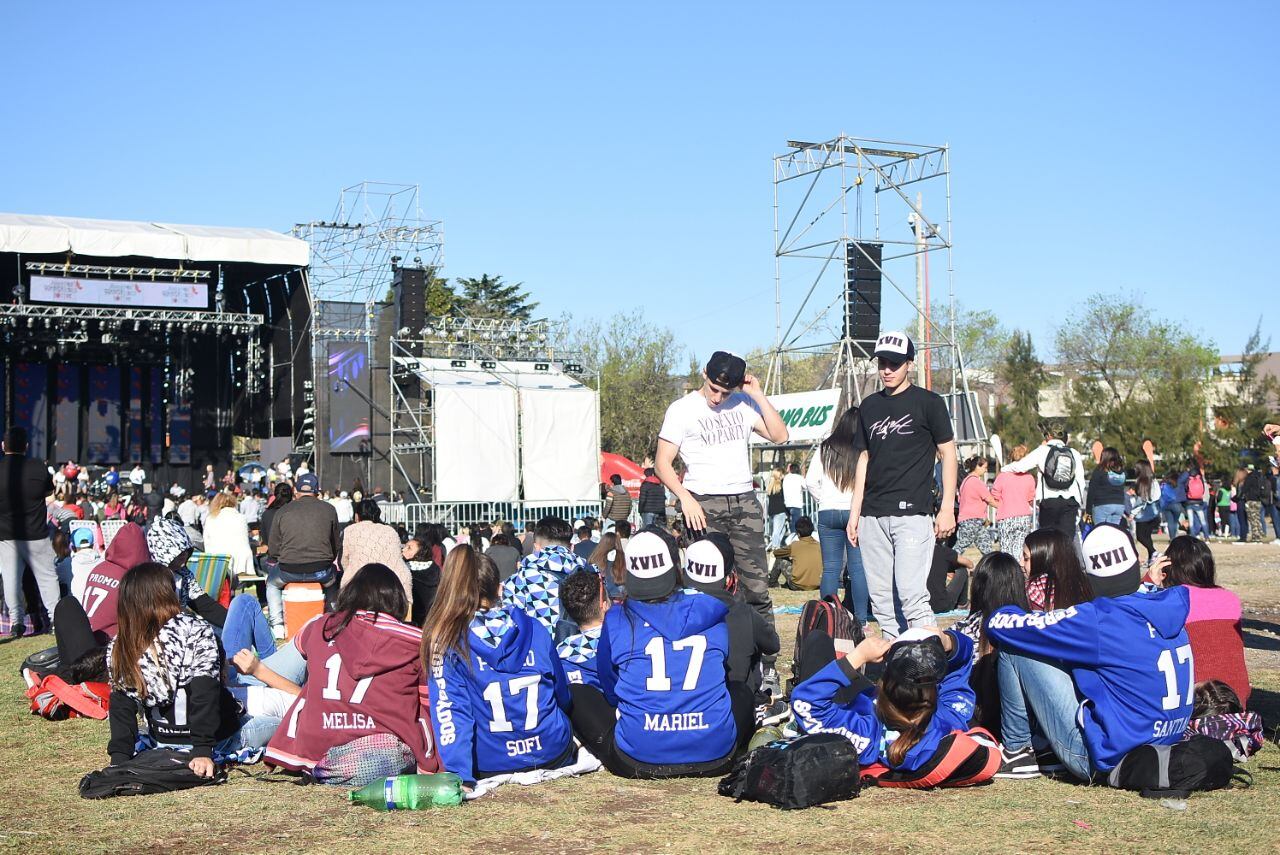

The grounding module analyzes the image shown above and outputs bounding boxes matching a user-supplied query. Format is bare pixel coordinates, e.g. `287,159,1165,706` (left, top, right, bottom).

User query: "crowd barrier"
397,501,605,532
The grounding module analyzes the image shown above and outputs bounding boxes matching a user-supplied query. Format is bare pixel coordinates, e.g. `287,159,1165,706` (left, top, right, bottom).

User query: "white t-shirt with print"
658,391,763,495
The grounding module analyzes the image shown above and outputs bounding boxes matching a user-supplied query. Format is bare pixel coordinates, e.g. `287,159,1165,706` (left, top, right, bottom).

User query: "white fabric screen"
434,386,519,502
519,387,599,502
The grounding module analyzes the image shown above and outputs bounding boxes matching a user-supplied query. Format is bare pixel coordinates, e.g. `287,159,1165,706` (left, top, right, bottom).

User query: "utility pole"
909,193,927,387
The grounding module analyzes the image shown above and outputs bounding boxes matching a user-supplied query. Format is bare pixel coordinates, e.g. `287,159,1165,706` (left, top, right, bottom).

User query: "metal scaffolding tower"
767,136,984,443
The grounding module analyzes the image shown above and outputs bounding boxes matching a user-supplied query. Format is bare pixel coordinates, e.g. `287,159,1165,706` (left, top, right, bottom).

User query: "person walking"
954,456,998,555
655,350,788,693
0,427,58,637
764,467,787,549
1000,422,1086,539
601,474,632,532
1085,447,1127,526
846,332,957,639
1240,465,1270,544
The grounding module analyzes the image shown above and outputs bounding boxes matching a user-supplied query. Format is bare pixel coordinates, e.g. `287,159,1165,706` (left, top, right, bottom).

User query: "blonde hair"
766,468,784,495
210,492,238,517
1010,444,1029,463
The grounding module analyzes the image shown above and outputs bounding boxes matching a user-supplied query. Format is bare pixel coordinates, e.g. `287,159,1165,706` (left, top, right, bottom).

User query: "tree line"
409,274,1277,471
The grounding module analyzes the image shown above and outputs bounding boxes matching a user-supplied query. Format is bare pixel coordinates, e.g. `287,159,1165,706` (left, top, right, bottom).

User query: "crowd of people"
0,338,1273,803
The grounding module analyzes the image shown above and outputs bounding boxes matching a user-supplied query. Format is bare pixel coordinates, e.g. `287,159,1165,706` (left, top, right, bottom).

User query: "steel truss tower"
768,136,984,443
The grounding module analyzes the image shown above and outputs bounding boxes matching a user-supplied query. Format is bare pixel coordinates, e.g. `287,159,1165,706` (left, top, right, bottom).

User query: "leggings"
569,683,754,779
1135,519,1159,561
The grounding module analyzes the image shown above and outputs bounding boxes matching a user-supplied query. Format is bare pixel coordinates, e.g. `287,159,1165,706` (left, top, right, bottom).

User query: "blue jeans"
1091,503,1125,525
997,649,1092,781
1185,501,1208,538
787,507,803,533
1161,503,1184,540
641,513,659,529
227,632,309,689
1269,504,1280,539
218,594,276,663
816,509,868,623
768,512,788,549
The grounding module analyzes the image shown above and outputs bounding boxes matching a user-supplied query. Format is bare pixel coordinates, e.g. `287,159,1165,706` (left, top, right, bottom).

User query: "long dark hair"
877,675,937,767
968,551,1030,655
819,406,861,493
323,563,408,641
109,562,183,699
1135,458,1155,499
421,545,500,669
1164,535,1217,588
1099,446,1123,473
1025,528,1092,610
589,532,626,587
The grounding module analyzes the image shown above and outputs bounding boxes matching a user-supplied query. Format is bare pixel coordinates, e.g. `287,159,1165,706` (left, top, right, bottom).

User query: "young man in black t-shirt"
846,332,957,638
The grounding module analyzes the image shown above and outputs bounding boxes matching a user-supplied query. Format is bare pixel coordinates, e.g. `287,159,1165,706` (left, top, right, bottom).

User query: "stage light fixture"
534,363,549,372
481,360,497,370
565,362,584,374
450,359,466,368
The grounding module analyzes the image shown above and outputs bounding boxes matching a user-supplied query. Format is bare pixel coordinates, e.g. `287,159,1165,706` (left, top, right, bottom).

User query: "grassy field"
1,540,1278,854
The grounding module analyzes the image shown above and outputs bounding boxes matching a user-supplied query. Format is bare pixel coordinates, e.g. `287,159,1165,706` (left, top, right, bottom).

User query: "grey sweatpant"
859,514,935,639
692,492,777,651
0,536,60,631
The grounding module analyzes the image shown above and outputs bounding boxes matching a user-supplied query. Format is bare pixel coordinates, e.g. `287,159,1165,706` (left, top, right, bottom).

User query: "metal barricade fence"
400,501,605,533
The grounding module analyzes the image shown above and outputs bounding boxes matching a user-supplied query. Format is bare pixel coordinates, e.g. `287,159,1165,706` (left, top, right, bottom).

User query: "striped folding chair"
100,519,127,549
68,519,104,551
187,553,233,603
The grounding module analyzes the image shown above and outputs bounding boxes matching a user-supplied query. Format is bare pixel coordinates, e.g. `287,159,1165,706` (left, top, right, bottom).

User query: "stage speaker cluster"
843,241,882,343
393,265,426,355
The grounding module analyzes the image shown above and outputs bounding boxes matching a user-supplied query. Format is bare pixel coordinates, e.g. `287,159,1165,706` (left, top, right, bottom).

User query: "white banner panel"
748,387,842,445
519,387,600,502
29,275,208,309
434,386,519,502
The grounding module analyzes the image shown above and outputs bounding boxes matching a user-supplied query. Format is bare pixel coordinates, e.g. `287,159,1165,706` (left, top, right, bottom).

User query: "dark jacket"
267,496,340,568
602,485,632,522
637,476,666,516
697,586,780,691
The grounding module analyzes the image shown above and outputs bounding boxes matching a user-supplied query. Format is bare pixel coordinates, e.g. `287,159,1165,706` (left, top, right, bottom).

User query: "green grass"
2,541,1278,854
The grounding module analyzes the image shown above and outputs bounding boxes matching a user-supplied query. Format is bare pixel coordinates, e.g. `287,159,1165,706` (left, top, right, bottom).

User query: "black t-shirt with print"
853,384,954,517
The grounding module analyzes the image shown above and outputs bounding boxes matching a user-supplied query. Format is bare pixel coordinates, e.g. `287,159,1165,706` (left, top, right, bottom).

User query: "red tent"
600,451,644,498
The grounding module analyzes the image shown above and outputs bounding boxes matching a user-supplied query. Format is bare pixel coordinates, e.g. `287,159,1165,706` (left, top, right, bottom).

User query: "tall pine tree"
991,331,1046,449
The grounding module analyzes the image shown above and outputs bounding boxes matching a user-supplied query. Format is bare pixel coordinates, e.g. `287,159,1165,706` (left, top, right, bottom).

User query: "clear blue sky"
4,2,1276,366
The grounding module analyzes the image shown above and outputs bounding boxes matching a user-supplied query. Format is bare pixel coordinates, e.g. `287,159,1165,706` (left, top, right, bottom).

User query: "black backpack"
1042,444,1077,491
80,749,227,799
787,596,864,696
1107,736,1250,799
718,733,862,809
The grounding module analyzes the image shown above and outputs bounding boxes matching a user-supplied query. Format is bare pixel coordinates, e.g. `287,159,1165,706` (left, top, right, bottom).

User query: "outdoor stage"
0,214,311,490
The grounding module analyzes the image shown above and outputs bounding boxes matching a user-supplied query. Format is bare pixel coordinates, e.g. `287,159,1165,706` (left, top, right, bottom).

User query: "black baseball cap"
883,628,948,687
705,351,746,389
624,527,681,601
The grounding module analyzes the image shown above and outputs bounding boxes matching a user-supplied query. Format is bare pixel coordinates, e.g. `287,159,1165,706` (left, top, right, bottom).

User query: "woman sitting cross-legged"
106,563,296,777
570,528,755,779
423,546,575,790
263,563,440,786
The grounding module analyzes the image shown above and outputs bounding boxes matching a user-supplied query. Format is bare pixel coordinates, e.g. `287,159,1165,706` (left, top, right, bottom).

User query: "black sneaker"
994,744,1040,779
757,700,791,727
1034,746,1066,774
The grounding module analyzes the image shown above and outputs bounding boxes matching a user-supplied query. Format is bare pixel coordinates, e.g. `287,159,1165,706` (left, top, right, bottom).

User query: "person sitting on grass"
264,563,439,786
1021,527,1092,612
927,538,975,615
987,524,1194,781
107,563,296,779
424,546,574,790
570,528,754,779
770,516,822,591
557,569,609,688
501,516,588,636
1146,535,1249,706
789,625,980,777
682,534,780,698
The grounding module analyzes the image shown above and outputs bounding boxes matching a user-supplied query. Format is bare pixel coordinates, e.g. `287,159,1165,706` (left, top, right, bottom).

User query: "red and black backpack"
861,727,1001,789
787,596,864,696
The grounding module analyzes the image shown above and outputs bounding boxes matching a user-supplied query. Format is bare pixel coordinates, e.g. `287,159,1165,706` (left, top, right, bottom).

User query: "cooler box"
283,582,325,640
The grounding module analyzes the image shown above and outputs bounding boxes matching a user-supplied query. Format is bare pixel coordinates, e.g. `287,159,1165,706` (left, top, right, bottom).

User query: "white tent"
0,213,308,267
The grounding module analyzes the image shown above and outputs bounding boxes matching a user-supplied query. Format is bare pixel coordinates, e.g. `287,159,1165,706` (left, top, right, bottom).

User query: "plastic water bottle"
348,773,464,810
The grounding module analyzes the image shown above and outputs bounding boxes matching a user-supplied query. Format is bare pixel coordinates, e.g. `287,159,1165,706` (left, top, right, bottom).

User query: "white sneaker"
271,624,285,640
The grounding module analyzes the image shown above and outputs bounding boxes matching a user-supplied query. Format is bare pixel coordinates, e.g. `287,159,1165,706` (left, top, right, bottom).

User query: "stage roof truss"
0,303,263,331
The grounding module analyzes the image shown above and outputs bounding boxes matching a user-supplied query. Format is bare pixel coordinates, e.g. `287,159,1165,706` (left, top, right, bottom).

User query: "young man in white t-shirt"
781,462,806,533
655,350,789,692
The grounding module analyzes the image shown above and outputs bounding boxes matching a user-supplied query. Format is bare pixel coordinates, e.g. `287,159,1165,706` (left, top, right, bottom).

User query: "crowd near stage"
0,214,311,492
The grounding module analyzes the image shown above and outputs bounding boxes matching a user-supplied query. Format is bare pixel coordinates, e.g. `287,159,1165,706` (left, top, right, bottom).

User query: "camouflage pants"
692,492,776,662
1246,501,1265,542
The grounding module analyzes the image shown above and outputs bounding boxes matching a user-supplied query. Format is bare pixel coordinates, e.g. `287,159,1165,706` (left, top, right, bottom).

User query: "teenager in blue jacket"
570,527,754,778
790,625,975,770
423,546,574,788
988,523,1194,781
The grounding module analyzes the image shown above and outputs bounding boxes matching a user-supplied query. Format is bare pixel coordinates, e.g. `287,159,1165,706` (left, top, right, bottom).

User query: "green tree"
902,300,1011,377
990,330,1046,450
423,267,456,316
569,311,681,462
1202,320,1279,470
454,274,538,321
1055,294,1217,465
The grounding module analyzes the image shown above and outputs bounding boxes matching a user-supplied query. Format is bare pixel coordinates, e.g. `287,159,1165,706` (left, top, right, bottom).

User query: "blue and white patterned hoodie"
500,545,588,635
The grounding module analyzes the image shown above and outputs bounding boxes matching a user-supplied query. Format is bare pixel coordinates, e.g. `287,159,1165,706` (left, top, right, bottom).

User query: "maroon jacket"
82,522,150,642
265,611,440,775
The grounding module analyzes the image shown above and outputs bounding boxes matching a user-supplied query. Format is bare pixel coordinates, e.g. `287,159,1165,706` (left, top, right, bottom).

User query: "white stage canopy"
0,213,309,267
403,357,600,503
